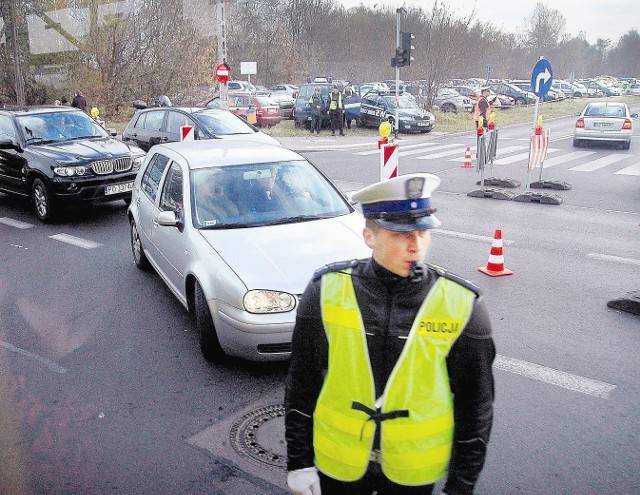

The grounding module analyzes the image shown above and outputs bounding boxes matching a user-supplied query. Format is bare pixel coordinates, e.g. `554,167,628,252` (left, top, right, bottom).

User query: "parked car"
293,82,333,129
573,101,636,149
122,106,279,152
359,91,435,133
628,83,640,96
0,106,145,222
128,140,370,362
270,84,299,98
580,80,610,97
205,93,282,127
432,88,473,113
490,82,536,106
268,90,295,119
227,80,256,93
449,85,506,109
358,82,390,97
510,80,564,102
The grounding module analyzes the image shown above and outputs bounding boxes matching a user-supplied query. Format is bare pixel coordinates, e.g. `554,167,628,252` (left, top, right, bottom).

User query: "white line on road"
433,229,515,245
536,150,596,168
0,217,34,229
49,234,102,249
0,340,68,374
586,253,640,266
568,153,629,172
614,162,640,176
494,354,616,399
493,148,561,165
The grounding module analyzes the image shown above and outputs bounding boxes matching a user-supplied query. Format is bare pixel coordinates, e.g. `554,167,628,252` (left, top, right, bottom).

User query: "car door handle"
161,137,168,142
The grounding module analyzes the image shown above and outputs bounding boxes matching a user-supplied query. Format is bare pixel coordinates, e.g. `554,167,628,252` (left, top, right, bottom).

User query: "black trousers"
330,110,344,134
310,114,322,132
319,463,435,495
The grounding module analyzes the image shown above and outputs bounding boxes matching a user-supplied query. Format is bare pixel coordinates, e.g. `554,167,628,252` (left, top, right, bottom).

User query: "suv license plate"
105,181,133,196
417,122,429,126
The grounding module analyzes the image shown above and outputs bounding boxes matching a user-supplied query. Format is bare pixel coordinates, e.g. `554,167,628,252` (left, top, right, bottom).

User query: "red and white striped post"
180,125,194,141
378,121,398,181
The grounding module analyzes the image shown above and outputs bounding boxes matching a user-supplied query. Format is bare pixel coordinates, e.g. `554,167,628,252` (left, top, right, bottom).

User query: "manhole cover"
230,404,287,471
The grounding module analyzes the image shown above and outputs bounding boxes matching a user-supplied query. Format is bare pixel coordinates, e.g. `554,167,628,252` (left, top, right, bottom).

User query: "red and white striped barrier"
180,125,194,141
380,142,398,181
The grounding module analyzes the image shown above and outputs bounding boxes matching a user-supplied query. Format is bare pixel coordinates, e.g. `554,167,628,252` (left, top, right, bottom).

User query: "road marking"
493,147,561,165
49,234,102,249
416,146,473,160
550,134,573,142
0,340,68,374
433,229,514,245
586,253,640,266
494,355,616,399
444,145,526,162
569,153,629,172
354,142,455,156
536,150,596,168
0,217,34,229
614,162,640,176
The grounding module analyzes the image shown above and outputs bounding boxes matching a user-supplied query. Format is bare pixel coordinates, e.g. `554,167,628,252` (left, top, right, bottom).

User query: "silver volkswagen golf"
128,140,370,362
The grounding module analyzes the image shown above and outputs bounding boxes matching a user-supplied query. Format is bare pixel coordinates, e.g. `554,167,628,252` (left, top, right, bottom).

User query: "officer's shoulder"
312,259,366,281
427,263,481,296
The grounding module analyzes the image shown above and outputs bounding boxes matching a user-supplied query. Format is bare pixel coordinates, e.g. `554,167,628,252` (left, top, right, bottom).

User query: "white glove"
287,467,321,495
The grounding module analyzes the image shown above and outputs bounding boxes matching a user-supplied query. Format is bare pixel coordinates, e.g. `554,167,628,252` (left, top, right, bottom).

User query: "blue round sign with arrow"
531,58,553,97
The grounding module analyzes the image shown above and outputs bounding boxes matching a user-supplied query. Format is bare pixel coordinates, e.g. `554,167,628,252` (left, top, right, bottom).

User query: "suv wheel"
515,98,526,106
441,103,456,113
130,219,150,270
31,178,57,223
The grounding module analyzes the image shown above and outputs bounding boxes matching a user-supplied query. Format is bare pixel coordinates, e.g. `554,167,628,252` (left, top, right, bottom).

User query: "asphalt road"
1,110,639,494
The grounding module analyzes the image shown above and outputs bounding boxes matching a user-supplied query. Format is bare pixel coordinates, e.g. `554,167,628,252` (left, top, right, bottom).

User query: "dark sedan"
122,106,280,152
0,106,145,222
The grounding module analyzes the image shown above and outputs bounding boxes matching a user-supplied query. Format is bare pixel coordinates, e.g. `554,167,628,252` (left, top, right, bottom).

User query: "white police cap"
352,173,442,232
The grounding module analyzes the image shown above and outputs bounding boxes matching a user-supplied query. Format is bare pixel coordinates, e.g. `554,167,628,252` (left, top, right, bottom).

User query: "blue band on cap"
362,197,432,216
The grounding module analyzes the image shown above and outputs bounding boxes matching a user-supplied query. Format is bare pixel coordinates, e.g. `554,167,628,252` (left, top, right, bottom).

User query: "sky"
338,0,640,45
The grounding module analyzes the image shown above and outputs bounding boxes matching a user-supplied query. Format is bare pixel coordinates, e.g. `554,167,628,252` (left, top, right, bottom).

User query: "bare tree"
522,2,566,58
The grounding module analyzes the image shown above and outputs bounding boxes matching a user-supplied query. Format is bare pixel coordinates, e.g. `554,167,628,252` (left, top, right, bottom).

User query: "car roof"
0,106,83,116
151,140,302,170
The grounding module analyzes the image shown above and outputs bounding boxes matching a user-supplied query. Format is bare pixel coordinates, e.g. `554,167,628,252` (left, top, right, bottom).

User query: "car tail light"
256,109,264,116
575,118,584,129
623,119,632,130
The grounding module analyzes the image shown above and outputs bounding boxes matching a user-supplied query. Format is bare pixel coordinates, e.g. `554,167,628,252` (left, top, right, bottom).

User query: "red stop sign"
215,63,231,83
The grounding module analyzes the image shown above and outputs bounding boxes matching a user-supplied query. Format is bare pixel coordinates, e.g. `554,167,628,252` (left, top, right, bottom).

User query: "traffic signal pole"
217,0,229,110
394,8,403,138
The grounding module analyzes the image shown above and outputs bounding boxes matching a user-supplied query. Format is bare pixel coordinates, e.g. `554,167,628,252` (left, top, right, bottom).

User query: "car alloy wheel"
31,178,56,223
130,219,150,270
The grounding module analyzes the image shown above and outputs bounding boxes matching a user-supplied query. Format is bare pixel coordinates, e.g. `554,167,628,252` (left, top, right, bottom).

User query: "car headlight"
243,290,296,314
132,155,145,171
53,166,89,177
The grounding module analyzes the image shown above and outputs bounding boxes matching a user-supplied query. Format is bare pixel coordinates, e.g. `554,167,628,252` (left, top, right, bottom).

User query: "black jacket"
285,258,495,495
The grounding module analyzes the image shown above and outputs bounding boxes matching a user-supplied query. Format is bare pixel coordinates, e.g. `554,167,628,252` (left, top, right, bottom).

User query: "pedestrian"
285,172,496,495
309,87,324,135
71,91,88,113
342,84,359,130
60,95,70,106
328,85,345,136
473,86,491,129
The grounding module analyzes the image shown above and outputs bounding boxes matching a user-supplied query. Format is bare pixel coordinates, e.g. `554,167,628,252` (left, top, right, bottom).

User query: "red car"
205,92,282,127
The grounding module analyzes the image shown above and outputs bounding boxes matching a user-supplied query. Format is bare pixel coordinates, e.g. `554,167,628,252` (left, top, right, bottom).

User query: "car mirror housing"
157,210,184,231
0,138,22,152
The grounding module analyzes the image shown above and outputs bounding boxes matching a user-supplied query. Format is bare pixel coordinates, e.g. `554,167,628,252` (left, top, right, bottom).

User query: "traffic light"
392,47,408,68
401,31,415,66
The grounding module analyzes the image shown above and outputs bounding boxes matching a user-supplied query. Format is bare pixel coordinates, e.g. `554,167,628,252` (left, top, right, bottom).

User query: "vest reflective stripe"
473,97,491,122
329,93,343,110
314,270,475,485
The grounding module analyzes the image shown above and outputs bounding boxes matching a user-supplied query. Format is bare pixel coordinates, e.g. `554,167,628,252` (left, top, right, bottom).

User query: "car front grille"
91,157,133,175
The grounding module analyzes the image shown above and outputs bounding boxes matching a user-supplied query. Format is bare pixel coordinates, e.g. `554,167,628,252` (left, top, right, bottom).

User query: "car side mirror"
0,138,22,152
631,113,639,119
157,210,184,231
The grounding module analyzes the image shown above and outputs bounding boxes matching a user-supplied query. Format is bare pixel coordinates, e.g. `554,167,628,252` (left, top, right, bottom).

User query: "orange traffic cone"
462,146,473,168
478,229,513,277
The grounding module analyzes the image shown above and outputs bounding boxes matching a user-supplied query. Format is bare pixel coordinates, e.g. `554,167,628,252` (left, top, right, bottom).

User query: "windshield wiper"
199,222,259,230
269,214,333,225
25,137,46,144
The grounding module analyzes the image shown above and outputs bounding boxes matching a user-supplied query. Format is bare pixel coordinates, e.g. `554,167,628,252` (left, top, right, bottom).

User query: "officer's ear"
363,226,376,249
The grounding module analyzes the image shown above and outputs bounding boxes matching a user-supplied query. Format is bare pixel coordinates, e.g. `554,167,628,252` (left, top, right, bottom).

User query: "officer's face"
363,225,431,277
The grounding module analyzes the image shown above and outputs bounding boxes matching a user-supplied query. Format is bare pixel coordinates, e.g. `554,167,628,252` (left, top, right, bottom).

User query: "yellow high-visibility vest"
314,269,475,485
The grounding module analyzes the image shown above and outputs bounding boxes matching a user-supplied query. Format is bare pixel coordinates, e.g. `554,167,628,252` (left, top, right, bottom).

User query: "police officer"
473,86,491,128
309,87,324,135
285,173,495,495
328,85,345,136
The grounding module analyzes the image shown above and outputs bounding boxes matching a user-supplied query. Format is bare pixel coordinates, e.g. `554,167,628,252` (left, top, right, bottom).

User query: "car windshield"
193,110,256,135
16,111,109,144
255,96,277,106
190,160,352,229
383,95,419,110
584,104,626,117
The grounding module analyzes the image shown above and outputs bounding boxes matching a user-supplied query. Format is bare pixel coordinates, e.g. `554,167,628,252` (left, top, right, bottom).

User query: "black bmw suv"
0,106,145,222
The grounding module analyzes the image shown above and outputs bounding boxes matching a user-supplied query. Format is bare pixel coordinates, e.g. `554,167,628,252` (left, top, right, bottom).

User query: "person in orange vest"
285,173,495,495
473,86,492,129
